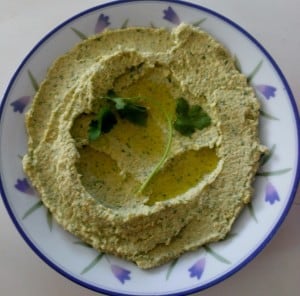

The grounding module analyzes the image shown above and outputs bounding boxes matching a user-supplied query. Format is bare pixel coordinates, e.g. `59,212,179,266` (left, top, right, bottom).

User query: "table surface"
0,0,299,295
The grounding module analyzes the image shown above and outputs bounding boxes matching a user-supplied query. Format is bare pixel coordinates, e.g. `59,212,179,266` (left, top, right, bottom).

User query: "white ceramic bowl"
1,1,299,295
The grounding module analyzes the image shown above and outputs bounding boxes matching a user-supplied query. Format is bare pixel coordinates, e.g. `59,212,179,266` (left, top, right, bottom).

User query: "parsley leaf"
109,97,148,126
174,97,211,136
88,90,148,141
88,106,117,141
107,90,148,126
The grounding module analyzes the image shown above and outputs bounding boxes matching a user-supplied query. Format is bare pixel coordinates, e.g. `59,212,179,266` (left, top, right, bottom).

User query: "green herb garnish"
173,97,211,136
109,97,148,126
88,90,148,141
88,106,117,141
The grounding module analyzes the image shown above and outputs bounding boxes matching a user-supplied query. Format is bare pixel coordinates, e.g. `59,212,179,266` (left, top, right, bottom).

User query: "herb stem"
137,113,173,194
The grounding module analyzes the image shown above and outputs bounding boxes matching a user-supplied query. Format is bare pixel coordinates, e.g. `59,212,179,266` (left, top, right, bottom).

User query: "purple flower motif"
163,6,181,25
111,264,131,284
255,85,277,100
10,96,31,113
188,257,206,280
94,14,110,34
265,182,280,204
15,178,35,195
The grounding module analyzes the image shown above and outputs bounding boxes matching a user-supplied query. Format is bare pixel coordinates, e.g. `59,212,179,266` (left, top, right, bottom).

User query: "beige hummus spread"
23,24,265,269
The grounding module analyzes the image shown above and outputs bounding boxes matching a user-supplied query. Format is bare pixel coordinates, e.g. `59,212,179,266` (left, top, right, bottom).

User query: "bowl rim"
1,0,299,295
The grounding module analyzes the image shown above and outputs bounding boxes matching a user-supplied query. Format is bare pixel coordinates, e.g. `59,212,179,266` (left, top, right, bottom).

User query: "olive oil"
145,147,218,205
76,146,140,207
74,73,217,208
120,73,176,123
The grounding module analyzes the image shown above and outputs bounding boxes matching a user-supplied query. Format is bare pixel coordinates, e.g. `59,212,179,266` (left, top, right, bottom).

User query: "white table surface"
0,0,299,295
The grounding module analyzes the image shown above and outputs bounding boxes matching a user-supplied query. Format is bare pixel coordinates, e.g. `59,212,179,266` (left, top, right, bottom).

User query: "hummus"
23,24,265,269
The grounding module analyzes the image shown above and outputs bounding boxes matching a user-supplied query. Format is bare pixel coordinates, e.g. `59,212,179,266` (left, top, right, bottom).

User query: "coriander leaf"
188,105,211,129
174,98,211,136
174,118,195,136
101,109,117,133
107,89,117,98
176,97,189,116
118,102,148,126
110,97,127,110
107,94,148,126
88,119,101,141
88,106,117,141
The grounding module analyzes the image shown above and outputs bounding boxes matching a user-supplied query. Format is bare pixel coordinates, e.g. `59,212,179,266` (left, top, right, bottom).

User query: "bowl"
1,1,299,295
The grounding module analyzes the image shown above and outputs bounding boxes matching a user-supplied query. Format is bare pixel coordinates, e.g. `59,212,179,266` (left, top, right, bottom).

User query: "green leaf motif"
233,55,242,72
192,18,206,27
121,19,129,29
260,144,276,167
260,110,279,121
71,27,88,40
73,241,93,248
256,168,292,177
28,70,39,92
203,245,231,264
222,232,237,241
47,209,53,231
166,258,178,280
22,200,43,219
247,60,263,83
80,253,104,275
247,202,258,223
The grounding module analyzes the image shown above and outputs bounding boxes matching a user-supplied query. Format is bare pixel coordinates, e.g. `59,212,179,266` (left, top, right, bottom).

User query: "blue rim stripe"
1,1,299,296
